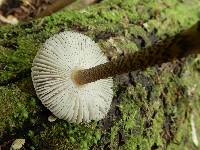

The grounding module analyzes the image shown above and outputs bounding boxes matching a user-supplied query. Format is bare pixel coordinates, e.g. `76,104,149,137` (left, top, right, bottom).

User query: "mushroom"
32,21,200,123
31,32,113,123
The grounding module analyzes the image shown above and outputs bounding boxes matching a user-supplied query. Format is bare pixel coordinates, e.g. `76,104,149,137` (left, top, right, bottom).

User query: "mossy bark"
0,0,200,149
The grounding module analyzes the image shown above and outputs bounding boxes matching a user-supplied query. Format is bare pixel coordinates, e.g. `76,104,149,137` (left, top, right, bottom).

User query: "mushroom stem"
73,21,200,85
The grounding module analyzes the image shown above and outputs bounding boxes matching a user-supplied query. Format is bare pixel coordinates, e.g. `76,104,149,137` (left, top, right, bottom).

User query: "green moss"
30,122,101,150
0,0,200,149
0,34,40,83
128,25,151,47
145,0,200,36
0,85,39,133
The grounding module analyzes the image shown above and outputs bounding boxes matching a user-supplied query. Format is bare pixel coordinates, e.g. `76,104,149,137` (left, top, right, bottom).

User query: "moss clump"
107,55,200,149
0,85,35,132
29,122,101,150
0,0,200,149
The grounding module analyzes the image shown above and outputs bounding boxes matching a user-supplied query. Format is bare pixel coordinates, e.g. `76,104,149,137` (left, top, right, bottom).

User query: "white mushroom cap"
31,31,113,123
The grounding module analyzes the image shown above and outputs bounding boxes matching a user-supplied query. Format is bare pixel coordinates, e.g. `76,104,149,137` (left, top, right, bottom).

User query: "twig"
36,0,76,18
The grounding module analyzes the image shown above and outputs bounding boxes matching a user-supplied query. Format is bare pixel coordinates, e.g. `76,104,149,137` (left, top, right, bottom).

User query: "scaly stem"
73,21,200,85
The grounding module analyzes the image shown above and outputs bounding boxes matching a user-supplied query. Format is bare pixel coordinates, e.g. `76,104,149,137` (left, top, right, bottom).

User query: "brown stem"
73,21,200,85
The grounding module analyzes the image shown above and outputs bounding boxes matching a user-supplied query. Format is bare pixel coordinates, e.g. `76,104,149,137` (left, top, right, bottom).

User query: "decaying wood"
0,0,75,24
